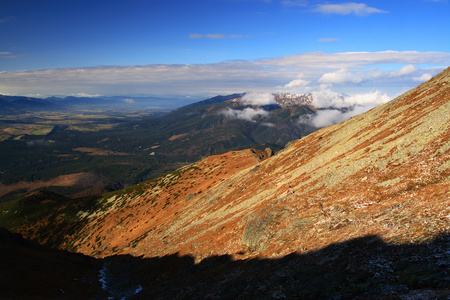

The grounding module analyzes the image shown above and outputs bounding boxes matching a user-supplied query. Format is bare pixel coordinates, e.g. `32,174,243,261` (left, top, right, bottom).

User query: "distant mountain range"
0,94,193,113
1,68,449,298
137,92,318,158
0,92,320,201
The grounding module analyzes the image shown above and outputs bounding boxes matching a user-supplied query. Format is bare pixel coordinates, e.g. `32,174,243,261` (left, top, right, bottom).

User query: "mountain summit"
1,67,449,298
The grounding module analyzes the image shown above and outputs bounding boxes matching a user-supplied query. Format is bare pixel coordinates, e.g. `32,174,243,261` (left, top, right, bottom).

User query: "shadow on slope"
0,227,107,299
1,227,448,299
104,234,450,299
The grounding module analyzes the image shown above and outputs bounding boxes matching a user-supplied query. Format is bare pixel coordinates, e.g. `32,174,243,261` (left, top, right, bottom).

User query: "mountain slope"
136,92,316,158
1,68,449,298
56,67,450,260
0,227,105,299
2,68,449,258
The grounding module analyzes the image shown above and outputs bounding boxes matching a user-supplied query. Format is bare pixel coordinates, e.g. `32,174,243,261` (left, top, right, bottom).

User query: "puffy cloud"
313,2,388,16
311,90,390,108
318,64,422,85
310,89,345,108
123,98,135,103
284,74,310,88
309,105,374,127
302,90,391,127
344,91,390,106
413,73,433,82
221,107,270,122
388,64,417,77
319,68,365,84
241,92,276,105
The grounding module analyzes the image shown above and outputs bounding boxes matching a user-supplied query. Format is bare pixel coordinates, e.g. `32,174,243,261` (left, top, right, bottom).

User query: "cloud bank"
0,51,448,98
300,90,391,128
307,105,374,128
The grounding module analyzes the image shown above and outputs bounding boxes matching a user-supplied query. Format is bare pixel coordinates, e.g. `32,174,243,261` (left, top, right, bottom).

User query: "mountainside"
140,92,317,158
0,92,317,202
0,227,105,299
1,67,449,298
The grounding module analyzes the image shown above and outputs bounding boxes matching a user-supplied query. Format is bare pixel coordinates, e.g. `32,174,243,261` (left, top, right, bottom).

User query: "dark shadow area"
1,227,449,299
104,234,449,299
0,227,108,299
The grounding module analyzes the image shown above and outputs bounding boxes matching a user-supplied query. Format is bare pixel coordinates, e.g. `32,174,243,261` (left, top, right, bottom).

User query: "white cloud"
388,64,417,77
302,90,391,127
318,38,340,42
310,89,345,108
311,90,390,108
319,68,364,84
281,0,308,7
413,73,433,82
241,92,276,105
123,98,135,103
70,92,101,98
0,51,448,98
309,105,374,127
221,107,270,122
263,51,450,70
313,2,388,16
343,91,390,106
318,64,423,85
189,34,225,39
284,76,310,88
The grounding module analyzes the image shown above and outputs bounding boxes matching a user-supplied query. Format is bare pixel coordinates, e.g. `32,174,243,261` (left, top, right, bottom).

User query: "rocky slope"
1,67,449,298
45,67,449,261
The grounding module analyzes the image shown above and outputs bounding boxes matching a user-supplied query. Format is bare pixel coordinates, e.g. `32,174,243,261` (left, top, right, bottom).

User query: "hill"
1,67,449,298
0,92,317,202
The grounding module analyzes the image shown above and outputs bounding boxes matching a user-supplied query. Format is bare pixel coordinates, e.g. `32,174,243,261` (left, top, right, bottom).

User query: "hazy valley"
0,92,321,202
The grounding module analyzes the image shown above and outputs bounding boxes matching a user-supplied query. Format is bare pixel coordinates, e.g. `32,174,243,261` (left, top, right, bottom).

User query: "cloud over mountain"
220,107,270,122
300,90,391,128
241,92,276,105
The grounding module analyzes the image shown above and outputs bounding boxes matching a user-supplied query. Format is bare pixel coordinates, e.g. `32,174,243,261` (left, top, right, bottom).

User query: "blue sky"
1,0,450,101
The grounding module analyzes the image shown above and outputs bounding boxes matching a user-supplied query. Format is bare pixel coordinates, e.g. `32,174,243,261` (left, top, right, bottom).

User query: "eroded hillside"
3,68,449,261
1,67,449,298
